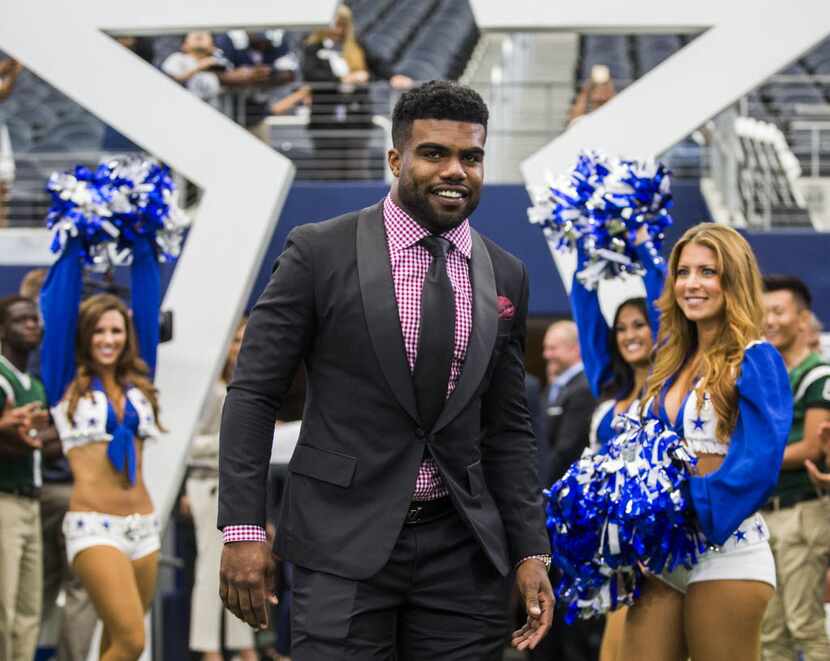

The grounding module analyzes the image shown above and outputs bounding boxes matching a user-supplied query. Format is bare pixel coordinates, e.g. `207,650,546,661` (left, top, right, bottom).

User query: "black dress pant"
291,508,511,660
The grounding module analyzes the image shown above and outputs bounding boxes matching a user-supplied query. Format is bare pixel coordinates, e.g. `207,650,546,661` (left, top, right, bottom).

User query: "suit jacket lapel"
433,229,498,433
356,203,420,424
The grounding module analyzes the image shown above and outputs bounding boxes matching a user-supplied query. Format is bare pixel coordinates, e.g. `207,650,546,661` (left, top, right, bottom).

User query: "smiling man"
218,80,553,659
0,295,48,661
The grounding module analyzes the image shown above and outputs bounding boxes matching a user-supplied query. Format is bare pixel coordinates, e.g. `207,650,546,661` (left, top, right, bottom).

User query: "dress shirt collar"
383,194,472,260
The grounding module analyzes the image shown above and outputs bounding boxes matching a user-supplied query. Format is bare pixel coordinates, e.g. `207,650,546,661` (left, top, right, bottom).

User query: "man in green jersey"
760,276,830,661
0,294,48,660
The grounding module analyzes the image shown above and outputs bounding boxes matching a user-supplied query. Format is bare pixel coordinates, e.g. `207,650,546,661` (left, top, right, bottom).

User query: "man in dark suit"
218,81,553,659
541,320,596,485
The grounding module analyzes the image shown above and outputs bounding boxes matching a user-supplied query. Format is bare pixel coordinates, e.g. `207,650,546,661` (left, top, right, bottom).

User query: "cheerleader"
569,228,665,660
40,235,163,661
620,224,791,661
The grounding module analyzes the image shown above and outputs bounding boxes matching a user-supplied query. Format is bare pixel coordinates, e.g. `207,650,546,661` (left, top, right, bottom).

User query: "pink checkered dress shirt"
223,196,473,544
383,195,473,500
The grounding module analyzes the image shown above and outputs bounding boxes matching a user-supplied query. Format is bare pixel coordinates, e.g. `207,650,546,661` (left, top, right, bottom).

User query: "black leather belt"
761,491,819,512
0,484,41,499
404,496,453,526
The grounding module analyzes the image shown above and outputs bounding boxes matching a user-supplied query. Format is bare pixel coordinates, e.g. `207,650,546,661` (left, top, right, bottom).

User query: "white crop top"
51,386,160,453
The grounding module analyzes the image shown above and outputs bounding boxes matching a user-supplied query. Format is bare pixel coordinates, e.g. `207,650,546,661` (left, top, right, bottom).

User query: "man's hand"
219,541,278,629
0,403,44,450
806,459,830,490
511,559,555,651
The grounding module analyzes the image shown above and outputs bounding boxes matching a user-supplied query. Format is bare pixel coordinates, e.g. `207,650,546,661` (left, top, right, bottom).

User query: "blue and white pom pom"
528,150,673,290
46,155,189,270
545,413,706,623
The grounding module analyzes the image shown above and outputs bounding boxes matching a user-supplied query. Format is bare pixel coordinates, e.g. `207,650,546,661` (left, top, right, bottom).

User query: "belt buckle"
406,505,423,525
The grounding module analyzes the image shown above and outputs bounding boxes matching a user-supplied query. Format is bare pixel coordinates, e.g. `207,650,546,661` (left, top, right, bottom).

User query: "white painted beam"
0,0,335,532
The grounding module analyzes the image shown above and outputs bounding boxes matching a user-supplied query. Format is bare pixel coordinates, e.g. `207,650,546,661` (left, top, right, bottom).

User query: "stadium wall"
2,181,828,323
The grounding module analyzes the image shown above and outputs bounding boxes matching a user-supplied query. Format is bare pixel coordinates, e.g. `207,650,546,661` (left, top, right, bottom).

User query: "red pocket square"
497,295,515,320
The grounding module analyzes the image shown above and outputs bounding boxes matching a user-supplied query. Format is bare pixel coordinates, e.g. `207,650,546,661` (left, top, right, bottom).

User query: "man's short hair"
391,80,489,149
0,294,34,328
763,274,812,309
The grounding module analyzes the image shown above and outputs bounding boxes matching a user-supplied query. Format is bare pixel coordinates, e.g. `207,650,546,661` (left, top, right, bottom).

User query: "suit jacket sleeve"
218,226,317,529
480,265,551,563
547,378,596,484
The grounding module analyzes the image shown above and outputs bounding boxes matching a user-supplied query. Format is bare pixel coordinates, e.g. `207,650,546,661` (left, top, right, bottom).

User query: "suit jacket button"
415,427,426,439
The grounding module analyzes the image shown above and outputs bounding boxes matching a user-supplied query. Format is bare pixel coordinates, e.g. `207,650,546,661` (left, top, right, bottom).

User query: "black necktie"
413,235,456,431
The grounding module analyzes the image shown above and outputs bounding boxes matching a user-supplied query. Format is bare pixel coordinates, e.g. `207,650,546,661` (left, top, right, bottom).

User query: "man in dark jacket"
541,320,596,485
218,81,553,659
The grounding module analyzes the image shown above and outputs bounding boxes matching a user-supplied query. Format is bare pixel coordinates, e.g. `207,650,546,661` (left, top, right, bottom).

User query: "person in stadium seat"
568,64,616,126
0,54,21,228
300,4,375,179
40,234,165,661
0,295,50,661
161,31,229,106
760,275,830,661
218,80,554,658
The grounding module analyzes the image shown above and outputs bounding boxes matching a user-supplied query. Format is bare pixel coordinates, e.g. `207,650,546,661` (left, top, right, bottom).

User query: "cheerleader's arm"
39,237,83,406
130,236,161,379
633,239,667,339
571,245,612,398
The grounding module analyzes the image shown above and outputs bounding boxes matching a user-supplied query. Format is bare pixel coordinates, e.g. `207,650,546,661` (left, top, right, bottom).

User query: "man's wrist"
222,524,267,544
516,554,552,571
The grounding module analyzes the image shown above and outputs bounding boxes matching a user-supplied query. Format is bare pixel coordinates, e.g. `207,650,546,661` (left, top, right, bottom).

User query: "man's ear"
798,307,812,333
387,148,401,178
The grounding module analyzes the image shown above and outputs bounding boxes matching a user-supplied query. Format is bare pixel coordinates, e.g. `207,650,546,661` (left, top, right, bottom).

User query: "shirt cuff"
516,554,552,571
222,525,268,544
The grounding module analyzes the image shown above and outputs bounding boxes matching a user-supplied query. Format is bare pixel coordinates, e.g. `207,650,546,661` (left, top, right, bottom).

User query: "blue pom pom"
528,151,674,289
45,156,189,270
545,413,706,622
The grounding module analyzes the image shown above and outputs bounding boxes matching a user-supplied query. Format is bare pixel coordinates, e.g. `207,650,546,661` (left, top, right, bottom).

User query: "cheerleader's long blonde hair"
642,223,765,441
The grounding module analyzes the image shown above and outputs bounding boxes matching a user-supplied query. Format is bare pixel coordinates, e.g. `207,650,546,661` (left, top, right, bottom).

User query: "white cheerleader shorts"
63,511,161,564
656,512,776,594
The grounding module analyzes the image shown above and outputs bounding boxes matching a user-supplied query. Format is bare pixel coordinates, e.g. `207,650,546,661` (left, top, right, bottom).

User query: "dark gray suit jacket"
218,202,550,580
543,370,596,485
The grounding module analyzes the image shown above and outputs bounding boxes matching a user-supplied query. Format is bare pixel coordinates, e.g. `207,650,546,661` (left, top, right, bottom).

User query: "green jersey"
0,354,46,492
772,351,830,502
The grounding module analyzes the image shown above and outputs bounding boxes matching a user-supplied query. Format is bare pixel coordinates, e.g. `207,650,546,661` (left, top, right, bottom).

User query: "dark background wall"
2,180,828,324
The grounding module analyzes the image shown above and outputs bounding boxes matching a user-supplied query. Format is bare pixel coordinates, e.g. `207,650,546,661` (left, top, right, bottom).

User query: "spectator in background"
0,55,21,228
186,318,257,661
214,30,299,137
301,4,375,179
0,56,22,102
568,64,616,125
18,269,98,661
534,320,601,661
0,295,49,661
541,320,596,485
161,31,229,106
761,275,830,661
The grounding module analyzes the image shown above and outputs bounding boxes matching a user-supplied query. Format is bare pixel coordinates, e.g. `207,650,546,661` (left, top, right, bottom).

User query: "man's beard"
397,177,479,233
